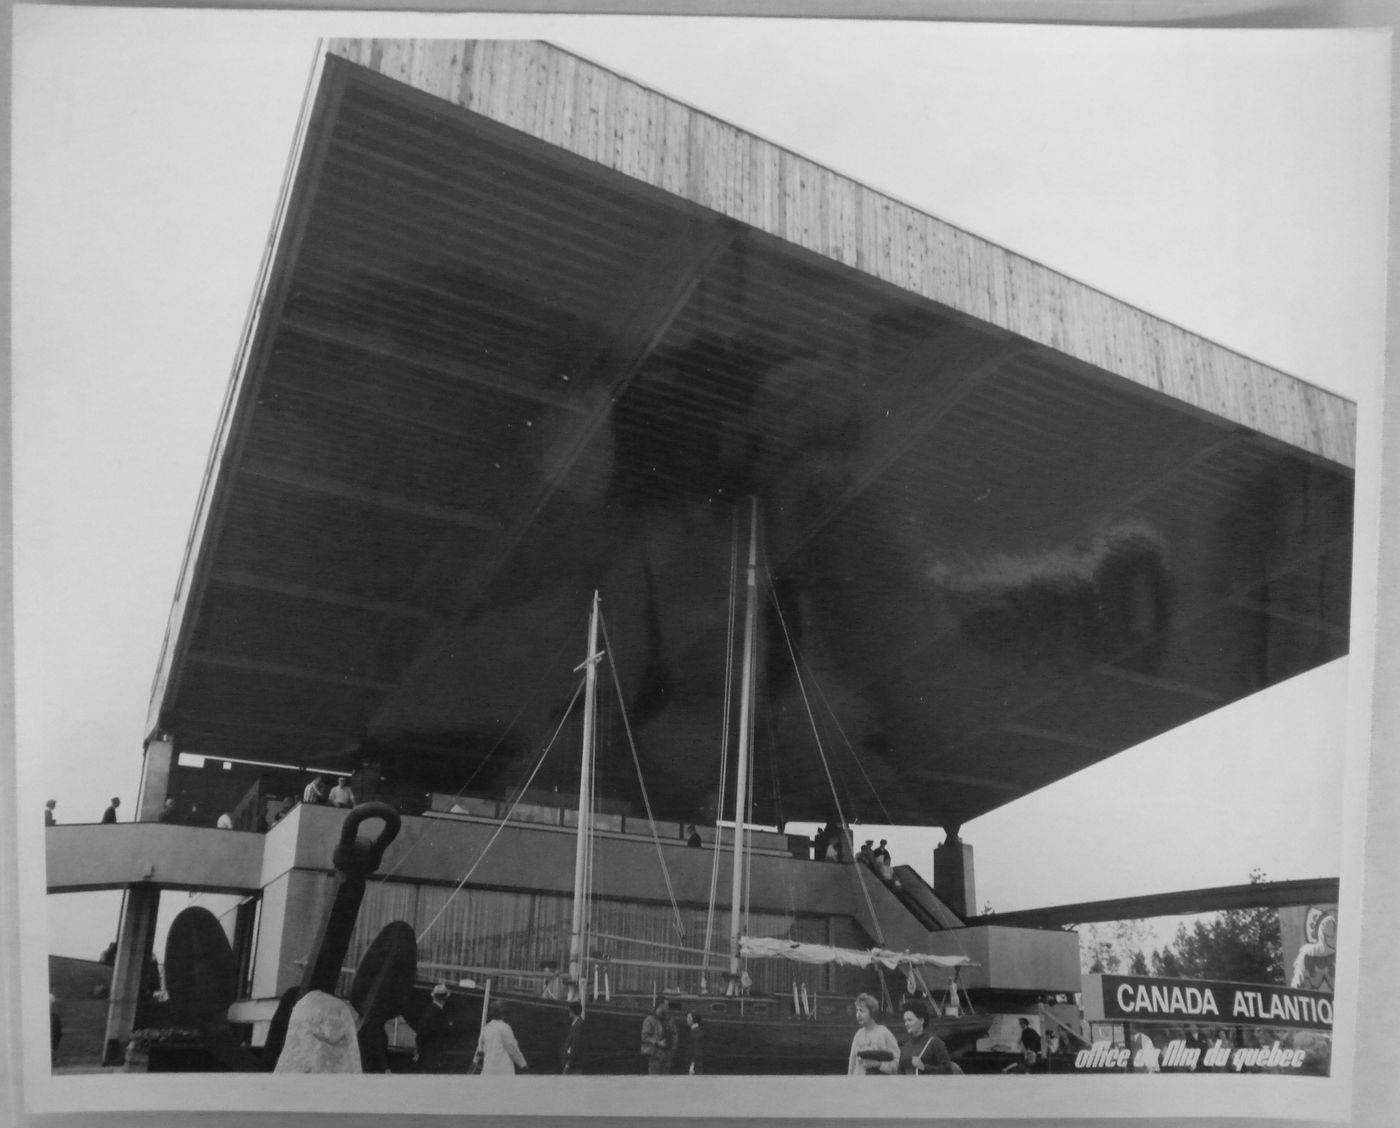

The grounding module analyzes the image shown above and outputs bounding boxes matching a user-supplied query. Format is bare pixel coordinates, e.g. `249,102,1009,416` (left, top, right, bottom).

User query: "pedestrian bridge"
45,823,265,894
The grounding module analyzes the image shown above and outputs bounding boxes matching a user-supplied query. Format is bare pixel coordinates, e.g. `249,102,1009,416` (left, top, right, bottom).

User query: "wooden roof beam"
240,457,503,532
1038,418,1251,538
995,723,1120,756
186,651,396,694
209,567,437,622
1092,665,1225,704
278,315,585,414
1228,597,1350,642
295,244,598,354
164,710,365,749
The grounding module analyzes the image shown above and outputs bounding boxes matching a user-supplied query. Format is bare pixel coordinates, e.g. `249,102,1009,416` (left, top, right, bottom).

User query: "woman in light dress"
847,993,899,1076
475,1001,528,1075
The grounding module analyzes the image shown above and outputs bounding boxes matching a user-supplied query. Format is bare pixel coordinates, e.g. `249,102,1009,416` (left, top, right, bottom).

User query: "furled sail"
738,936,973,970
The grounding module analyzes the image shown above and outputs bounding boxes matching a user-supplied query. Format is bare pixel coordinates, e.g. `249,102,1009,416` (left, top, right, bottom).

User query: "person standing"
873,840,891,866
100,797,120,824
539,960,565,1000
413,984,454,1071
559,1000,585,1074
475,1001,527,1074
329,776,356,808
302,775,328,805
1184,1024,1206,1062
898,1001,955,1074
848,993,899,1075
685,824,702,848
1210,1028,1233,1072
682,1012,704,1075
1018,1017,1043,1071
44,800,56,826
640,1000,674,1075
1130,1028,1160,1073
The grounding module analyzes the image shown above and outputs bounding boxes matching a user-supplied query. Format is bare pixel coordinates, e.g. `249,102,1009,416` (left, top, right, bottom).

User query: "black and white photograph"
7,4,1395,1125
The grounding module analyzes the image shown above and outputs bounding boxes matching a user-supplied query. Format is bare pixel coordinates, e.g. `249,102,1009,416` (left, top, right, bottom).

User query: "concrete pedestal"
934,838,976,920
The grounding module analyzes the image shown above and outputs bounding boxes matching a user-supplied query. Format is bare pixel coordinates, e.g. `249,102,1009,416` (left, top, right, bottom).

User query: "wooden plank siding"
324,37,1354,470
345,882,842,997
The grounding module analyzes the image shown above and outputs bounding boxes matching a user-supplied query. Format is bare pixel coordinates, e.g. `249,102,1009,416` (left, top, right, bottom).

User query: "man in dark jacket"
560,1001,585,1073
1018,1017,1043,1070
413,984,454,1072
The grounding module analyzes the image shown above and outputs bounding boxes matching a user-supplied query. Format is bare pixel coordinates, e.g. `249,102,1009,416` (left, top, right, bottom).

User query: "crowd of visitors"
44,768,366,832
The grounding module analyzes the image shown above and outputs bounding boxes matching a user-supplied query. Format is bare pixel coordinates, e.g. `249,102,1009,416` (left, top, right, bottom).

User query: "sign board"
1280,904,1338,992
1082,973,1332,1031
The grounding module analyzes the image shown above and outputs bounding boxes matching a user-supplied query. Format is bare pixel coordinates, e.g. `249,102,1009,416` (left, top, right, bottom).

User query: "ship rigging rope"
764,574,885,947
417,677,586,940
792,658,894,828
760,704,800,927
598,610,687,943
766,712,786,841
377,631,578,883
458,632,578,796
703,507,741,977
764,572,975,967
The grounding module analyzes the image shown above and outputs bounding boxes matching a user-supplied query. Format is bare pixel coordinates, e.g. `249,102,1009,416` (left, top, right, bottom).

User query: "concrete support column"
933,835,976,920
102,885,160,1065
137,739,175,822
233,897,258,997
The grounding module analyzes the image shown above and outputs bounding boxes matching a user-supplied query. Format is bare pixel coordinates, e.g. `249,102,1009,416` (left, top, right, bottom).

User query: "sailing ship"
397,503,991,1074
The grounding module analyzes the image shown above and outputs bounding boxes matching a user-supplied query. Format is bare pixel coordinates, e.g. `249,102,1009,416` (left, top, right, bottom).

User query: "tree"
1150,946,1183,978
1079,919,1155,975
1128,949,1149,976
1156,868,1283,984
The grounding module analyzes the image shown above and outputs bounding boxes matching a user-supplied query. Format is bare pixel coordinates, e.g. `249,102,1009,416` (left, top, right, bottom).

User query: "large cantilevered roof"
145,39,1354,831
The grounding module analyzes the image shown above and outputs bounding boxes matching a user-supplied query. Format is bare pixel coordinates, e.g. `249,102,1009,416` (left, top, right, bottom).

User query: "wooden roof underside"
145,42,1354,831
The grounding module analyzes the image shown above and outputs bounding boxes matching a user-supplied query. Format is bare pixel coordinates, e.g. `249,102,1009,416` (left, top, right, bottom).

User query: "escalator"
872,862,965,931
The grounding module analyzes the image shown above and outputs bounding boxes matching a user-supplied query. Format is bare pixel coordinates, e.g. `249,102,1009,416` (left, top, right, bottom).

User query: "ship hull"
406,984,991,1075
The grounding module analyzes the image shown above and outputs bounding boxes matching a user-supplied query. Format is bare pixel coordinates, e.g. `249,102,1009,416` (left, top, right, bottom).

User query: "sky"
11,8,1390,965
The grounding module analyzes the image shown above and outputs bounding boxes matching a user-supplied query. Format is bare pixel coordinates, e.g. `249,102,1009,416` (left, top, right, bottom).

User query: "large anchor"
264,802,419,1071
165,803,419,1071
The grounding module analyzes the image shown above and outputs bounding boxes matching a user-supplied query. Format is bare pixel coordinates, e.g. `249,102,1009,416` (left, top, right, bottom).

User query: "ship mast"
727,499,760,987
568,590,603,998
